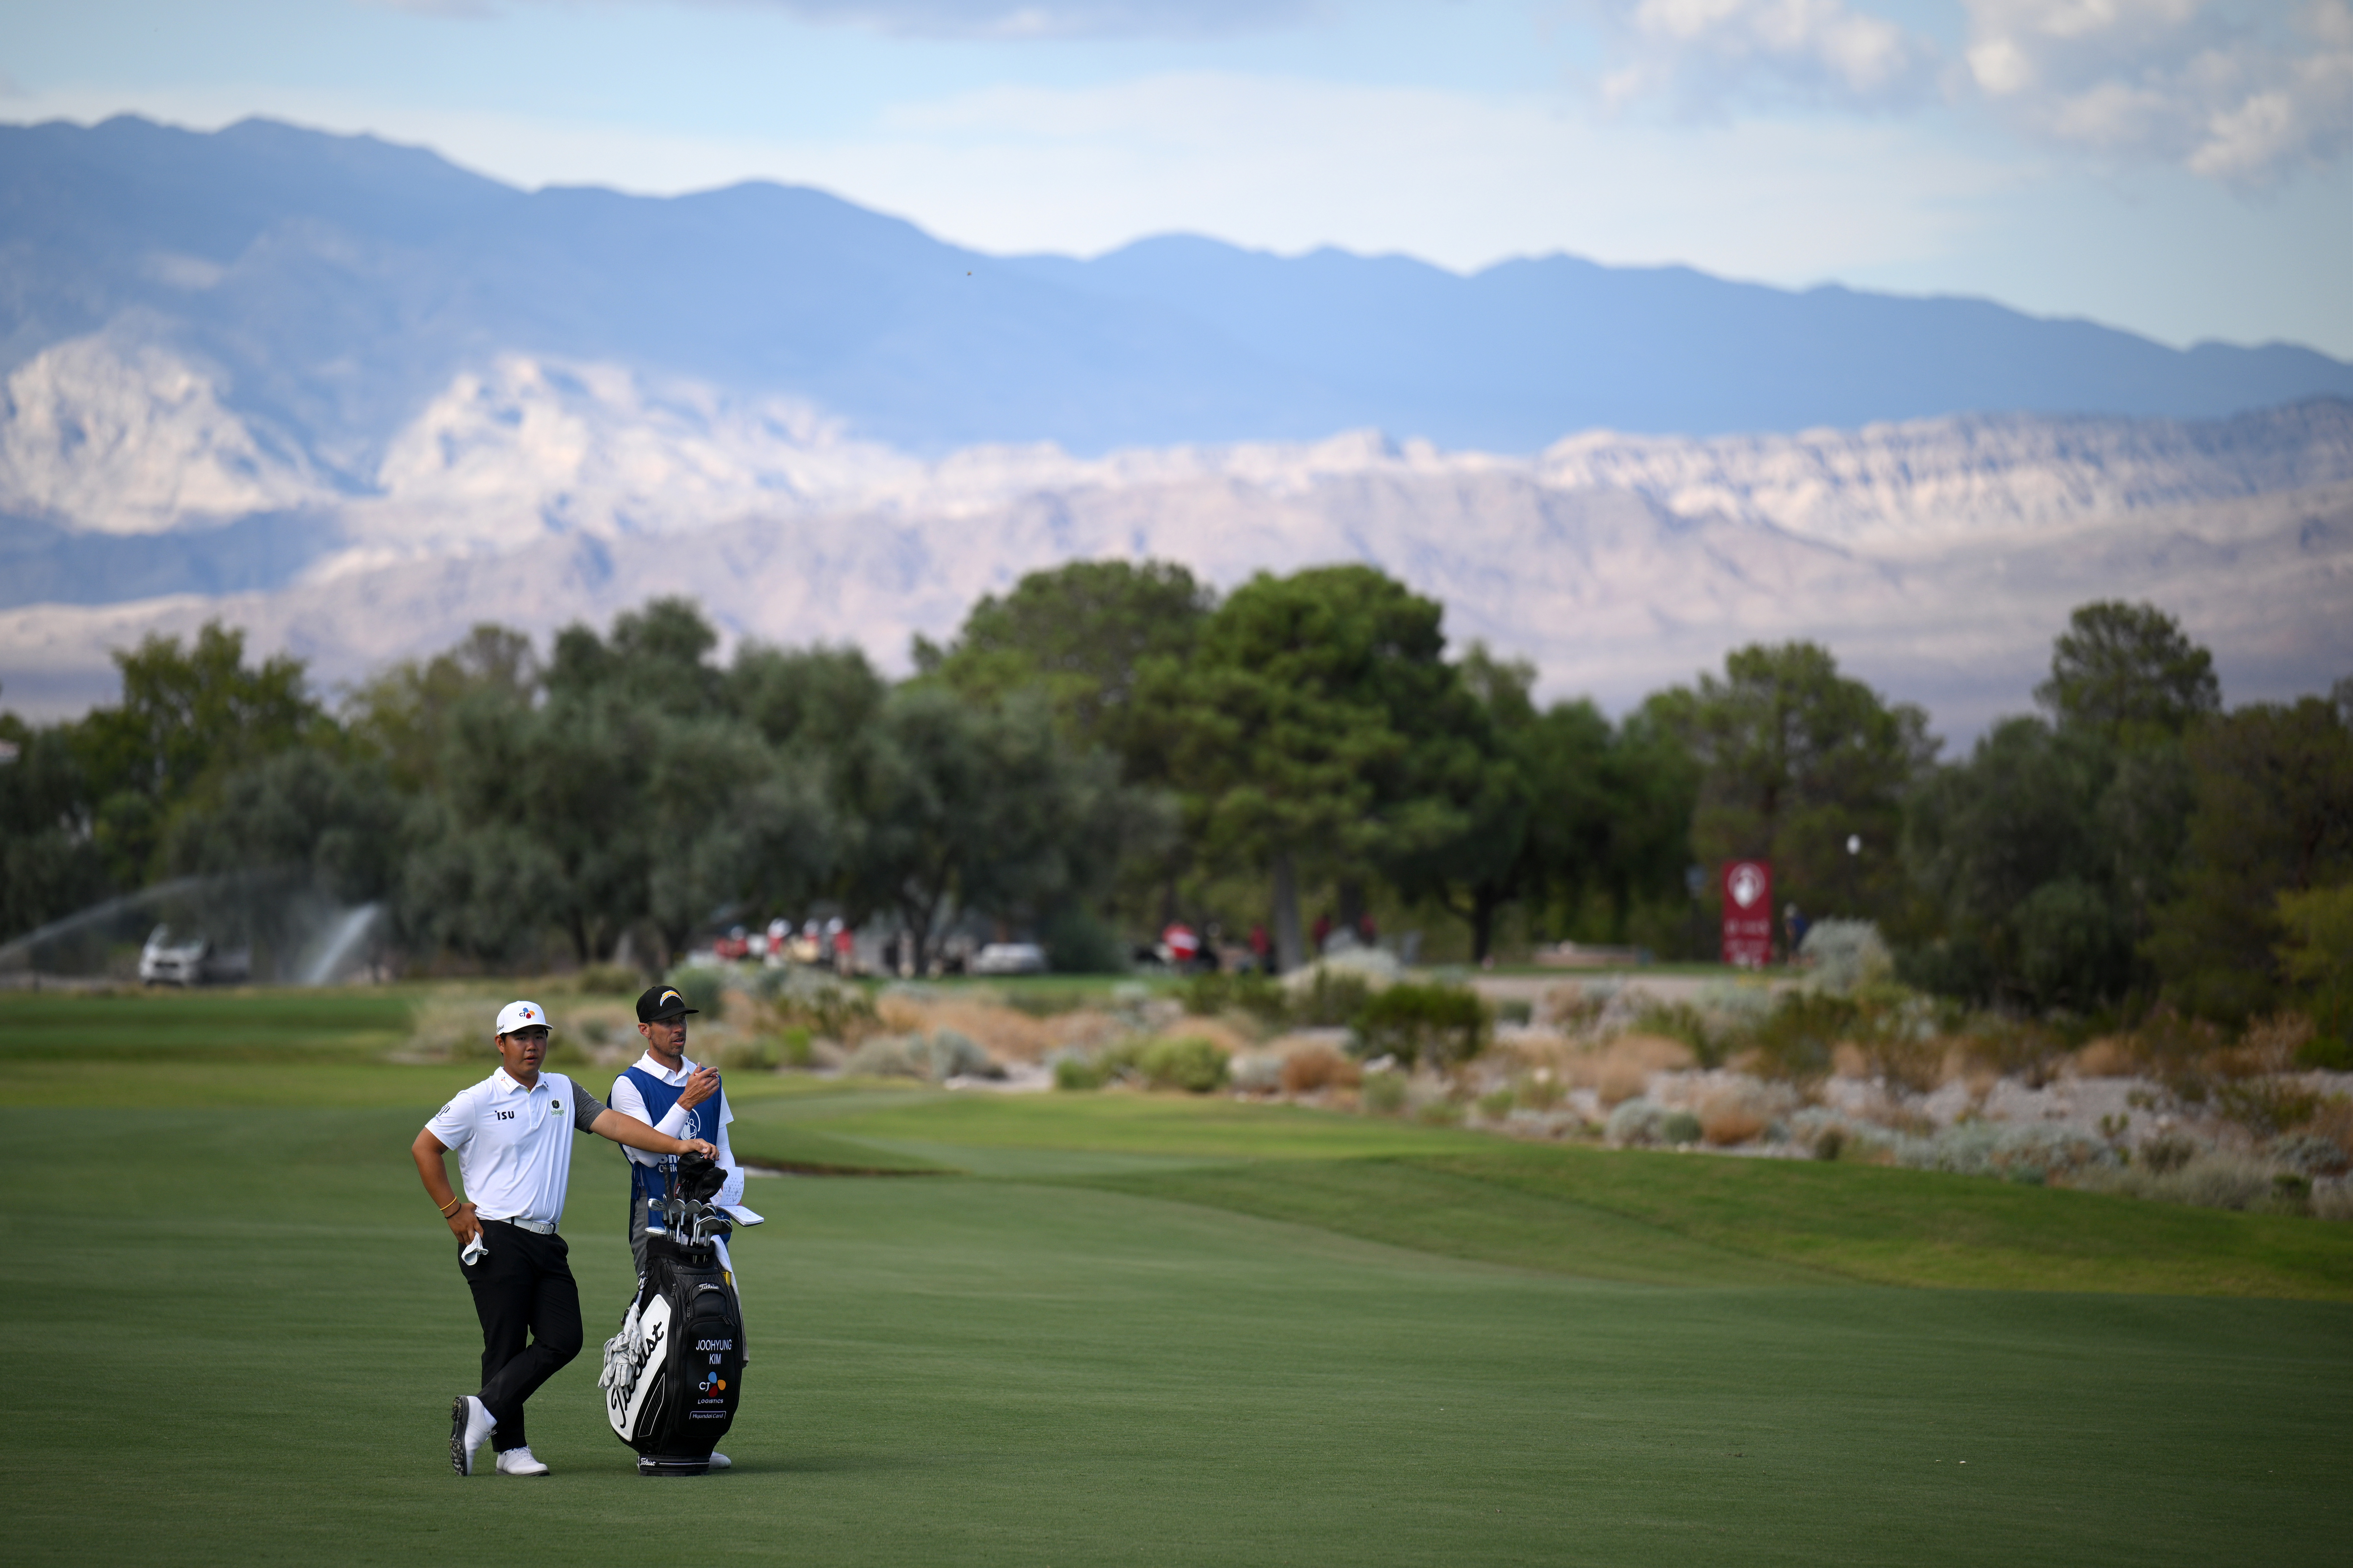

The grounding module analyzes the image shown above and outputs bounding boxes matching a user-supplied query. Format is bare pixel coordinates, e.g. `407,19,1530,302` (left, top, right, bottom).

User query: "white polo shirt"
426,1068,607,1228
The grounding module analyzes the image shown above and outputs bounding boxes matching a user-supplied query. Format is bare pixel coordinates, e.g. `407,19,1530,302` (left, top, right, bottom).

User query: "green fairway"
1,989,2347,1565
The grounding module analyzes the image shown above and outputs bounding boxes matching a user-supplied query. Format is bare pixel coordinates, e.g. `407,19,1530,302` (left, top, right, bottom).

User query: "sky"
1,0,2348,356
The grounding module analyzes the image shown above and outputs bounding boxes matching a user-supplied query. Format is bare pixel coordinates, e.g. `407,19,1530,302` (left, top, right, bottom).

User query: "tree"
0,700,107,944
917,559,1211,780
72,623,318,885
839,686,1152,970
347,625,538,794
1656,642,1934,937
1149,566,1476,971
165,747,405,906
2144,696,2353,1023
2035,601,2219,746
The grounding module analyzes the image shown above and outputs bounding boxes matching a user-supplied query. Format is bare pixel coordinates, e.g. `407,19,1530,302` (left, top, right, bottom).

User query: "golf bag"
599,1155,744,1476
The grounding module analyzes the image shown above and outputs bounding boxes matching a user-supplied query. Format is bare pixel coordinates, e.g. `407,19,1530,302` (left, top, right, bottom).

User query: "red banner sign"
1721,860,1774,968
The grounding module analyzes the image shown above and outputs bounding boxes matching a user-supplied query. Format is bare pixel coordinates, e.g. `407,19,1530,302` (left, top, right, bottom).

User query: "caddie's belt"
487,1217,558,1235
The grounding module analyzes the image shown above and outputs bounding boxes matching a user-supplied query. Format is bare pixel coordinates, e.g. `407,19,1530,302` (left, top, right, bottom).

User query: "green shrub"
1659,1109,1702,1145
1744,992,1858,1082
1053,1053,1105,1091
1361,1069,1408,1114
1633,1000,1721,1068
1294,968,1372,1029
2214,1079,2324,1139
1416,1100,1465,1126
1477,1087,1516,1119
1520,1073,1564,1111
1353,981,1488,1069
1183,970,1290,1025
2139,1134,2197,1173
1497,999,1533,1027
578,962,643,995
721,1037,780,1071
664,965,731,1022
1139,1036,1229,1093
764,970,880,1039
778,1025,814,1069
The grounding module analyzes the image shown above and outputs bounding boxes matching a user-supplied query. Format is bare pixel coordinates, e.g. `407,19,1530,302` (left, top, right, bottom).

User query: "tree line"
1,562,2345,1043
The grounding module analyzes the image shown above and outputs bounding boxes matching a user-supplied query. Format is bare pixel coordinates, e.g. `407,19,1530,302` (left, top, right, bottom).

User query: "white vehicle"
970,941,1048,976
138,924,252,986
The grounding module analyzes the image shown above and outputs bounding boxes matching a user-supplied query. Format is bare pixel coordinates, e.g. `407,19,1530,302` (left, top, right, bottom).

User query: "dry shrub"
875,994,928,1033
1155,1015,1251,1058
1830,1042,1871,1079
1575,1033,1695,1107
2225,1014,2315,1077
1596,1061,1650,1107
1542,985,1606,1032
1280,1045,1360,1095
2305,1097,2353,1162
1698,1095,1767,1147
2068,1036,2138,1078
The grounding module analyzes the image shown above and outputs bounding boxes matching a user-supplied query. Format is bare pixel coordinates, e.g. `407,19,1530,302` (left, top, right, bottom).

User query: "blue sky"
4,0,2347,355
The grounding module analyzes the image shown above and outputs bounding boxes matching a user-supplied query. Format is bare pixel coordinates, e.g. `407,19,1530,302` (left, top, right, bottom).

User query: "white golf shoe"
495,1446,551,1476
707,1452,731,1471
449,1396,496,1476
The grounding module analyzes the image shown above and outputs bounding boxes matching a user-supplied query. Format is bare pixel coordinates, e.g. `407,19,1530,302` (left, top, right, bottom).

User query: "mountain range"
0,115,2348,731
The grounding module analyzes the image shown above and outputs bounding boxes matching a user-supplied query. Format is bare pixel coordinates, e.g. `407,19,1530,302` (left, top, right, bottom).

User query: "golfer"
412,999,716,1477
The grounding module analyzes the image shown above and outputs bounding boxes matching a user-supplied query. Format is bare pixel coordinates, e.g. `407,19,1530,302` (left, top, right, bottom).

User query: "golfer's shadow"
718,1450,936,1476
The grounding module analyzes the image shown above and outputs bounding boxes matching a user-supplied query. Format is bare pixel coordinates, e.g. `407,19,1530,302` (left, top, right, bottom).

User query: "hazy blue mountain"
4,114,2350,476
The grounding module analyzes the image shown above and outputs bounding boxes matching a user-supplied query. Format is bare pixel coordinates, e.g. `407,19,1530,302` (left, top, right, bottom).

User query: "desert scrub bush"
1961,1014,2068,1087
1606,1098,1693,1147
761,970,880,1041
1893,1121,2114,1182
1698,1095,1768,1147
2075,1155,2282,1212
1360,1068,1409,1115
2269,1131,2351,1176
1496,999,1534,1026
1417,1099,1466,1126
1476,1086,1517,1119
1182,971,1290,1025
721,1036,781,1071
2138,1134,2199,1173
1292,967,1373,1028
1279,1045,1359,1095
1139,1036,1230,1093
1052,1051,1105,1090
1519,1069,1565,1111
2316,1179,2353,1222
663,965,731,1021
1632,1001,1721,1067
576,962,643,995
401,995,504,1061
844,1028,995,1082
1798,919,1894,994
2213,1078,2325,1139
1228,1052,1284,1094
1742,991,1860,1082
1354,981,1490,1070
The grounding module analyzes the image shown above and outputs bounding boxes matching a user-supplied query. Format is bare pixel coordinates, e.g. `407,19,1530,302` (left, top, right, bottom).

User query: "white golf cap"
495,999,550,1035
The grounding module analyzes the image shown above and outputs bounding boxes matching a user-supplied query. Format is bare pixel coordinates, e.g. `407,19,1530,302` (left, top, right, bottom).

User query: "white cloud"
1960,0,2353,184
371,0,1306,37
1597,0,1939,112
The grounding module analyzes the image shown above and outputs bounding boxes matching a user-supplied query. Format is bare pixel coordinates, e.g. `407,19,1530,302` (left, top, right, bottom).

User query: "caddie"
411,999,716,1477
610,983,748,1274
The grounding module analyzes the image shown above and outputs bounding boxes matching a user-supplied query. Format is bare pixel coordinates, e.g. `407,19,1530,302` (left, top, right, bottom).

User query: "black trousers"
458,1221,583,1452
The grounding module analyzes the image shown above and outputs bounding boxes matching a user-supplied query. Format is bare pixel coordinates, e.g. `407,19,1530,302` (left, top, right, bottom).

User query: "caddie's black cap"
636,983,700,1023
